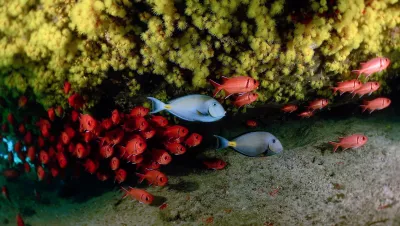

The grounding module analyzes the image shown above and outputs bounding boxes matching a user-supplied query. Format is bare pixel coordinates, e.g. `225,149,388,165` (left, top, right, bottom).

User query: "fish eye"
253,80,256,84
195,135,198,139
213,102,217,106
160,177,164,182
362,137,365,140
145,197,149,201
139,143,142,147
375,82,378,86
272,139,276,143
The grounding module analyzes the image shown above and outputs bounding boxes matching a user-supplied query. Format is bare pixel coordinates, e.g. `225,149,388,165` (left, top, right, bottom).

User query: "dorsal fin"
221,76,229,82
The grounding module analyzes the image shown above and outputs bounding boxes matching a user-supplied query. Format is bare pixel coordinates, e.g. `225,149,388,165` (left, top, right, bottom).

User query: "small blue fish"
214,132,283,157
147,95,226,122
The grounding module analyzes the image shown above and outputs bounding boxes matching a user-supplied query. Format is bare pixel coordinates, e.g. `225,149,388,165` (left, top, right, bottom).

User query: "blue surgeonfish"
214,132,283,157
147,95,226,122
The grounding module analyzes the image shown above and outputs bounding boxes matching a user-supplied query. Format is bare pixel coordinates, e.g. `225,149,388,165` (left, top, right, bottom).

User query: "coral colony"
0,0,398,224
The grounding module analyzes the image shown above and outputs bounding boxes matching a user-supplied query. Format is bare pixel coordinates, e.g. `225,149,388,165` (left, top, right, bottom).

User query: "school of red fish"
209,56,391,152
0,56,392,225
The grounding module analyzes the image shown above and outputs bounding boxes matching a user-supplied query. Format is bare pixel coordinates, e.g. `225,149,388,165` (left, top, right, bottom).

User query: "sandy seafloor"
1,107,400,226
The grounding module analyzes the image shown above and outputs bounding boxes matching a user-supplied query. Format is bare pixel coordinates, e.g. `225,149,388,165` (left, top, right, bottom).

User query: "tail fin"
209,79,222,97
328,141,340,152
214,135,230,150
135,173,145,183
147,97,166,114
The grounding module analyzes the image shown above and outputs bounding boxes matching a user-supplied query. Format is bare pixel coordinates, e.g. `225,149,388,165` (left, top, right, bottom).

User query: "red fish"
123,117,148,132
281,104,298,113
209,76,260,98
140,128,156,139
352,82,380,98
71,110,79,122
55,106,63,118
127,154,144,164
136,170,168,186
100,145,114,158
64,81,71,94
360,97,391,113
246,120,257,127
37,166,45,181
24,131,32,145
48,108,55,121
39,150,49,164
111,109,121,125
38,136,45,148
57,152,68,168
96,172,109,181
101,118,113,130
7,113,14,125
51,167,59,178
80,114,97,132
150,116,169,127
352,57,390,79
203,159,227,170
3,169,20,180
83,132,95,143
136,159,160,170
24,162,30,173
331,79,362,95
75,143,90,159
101,128,124,146
18,96,28,108
130,106,149,117
233,92,258,108
124,135,147,156
27,146,36,161
184,133,202,147
121,187,153,204
18,124,26,134
328,134,368,152
110,157,120,170
163,125,188,140
83,159,99,174
115,168,127,183
164,142,186,155
307,99,328,111
298,111,313,118
60,132,71,145
68,93,85,109
2,186,9,200
16,213,24,226
151,149,172,165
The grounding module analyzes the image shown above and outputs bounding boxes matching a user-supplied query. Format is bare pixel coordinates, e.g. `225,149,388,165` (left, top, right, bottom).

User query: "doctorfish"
214,132,283,157
147,95,226,122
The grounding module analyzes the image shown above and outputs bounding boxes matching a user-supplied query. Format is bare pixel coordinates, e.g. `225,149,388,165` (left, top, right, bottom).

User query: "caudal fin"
209,79,222,97
214,135,230,150
147,97,166,114
328,141,340,152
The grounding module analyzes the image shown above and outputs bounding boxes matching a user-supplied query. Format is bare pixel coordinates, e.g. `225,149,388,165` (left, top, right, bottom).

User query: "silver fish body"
147,95,226,122
214,132,283,157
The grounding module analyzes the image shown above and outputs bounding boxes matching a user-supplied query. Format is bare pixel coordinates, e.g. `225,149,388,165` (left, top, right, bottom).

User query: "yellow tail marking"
165,105,172,110
228,141,237,147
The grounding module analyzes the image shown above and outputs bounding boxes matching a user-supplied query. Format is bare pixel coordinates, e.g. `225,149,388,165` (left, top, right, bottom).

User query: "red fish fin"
360,105,368,113
135,173,145,183
224,90,234,99
360,62,366,66
209,79,222,97
328,141,340,152
221,76,229,82
120,187,128,199
352,70,362,78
